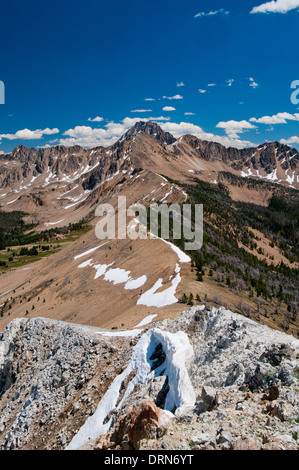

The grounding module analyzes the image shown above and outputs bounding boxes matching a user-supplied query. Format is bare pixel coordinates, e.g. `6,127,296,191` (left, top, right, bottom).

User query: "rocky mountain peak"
121,121,176,146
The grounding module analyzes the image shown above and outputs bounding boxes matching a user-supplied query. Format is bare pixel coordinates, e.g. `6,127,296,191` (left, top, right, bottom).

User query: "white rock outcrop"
0,307,298,450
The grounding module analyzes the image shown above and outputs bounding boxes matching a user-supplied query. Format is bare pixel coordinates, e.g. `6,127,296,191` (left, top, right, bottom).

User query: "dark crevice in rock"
149,343,166,372
155,376,169,409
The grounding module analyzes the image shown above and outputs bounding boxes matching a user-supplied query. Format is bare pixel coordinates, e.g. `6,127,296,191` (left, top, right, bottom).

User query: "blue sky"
0,0,299,153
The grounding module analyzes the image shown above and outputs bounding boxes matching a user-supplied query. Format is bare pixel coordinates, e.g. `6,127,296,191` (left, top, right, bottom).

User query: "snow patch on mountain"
125,275,147,290
74,243,108,260
137,264,182,308
134,314,158,328
66,327,195,450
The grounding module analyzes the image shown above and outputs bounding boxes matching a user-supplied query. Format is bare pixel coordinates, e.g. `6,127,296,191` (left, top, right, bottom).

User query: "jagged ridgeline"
0,121,298,336
0,121,299,451
0,307,298,450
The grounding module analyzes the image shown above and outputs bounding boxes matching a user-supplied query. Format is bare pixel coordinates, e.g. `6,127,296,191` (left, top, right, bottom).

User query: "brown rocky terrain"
0,122,298,451
0,122,298,227
0,122,298,333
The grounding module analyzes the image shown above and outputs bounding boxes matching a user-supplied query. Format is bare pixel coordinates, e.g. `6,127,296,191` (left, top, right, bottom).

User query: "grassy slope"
0,212,92,273
164,177,299,337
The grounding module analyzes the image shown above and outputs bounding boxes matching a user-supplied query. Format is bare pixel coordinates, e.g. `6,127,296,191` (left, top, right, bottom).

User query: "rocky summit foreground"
0,306,298,451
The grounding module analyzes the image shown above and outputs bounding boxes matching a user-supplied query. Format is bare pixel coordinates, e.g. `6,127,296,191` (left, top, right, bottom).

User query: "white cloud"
195,9,230,18
216,120,257,139
56,116,255,150
251,0,299,14
131,109,152,113
184,112,196,116
0,151,4,155
0,128,59,141
58,117,170,148
160,121,255,149
198,89,207,94
148,116,171,121
250,112,299,124
88,116,104,122
177,82,185,87
162,106,176,112
208,83,217,87
41,128,59,135
280,136,299,145
226,79,235,87
249,77,259,88
61,123,129,148
144,98,155,101
163,95,183,100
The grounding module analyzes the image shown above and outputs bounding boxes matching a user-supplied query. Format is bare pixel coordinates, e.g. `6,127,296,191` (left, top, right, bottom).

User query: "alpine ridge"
0,121,298,451
0,122,298,202
0,306,298,450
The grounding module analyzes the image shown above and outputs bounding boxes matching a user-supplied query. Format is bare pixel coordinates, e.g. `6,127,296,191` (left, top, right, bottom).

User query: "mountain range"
0,121,298,218
0,121,298,334
0,121,298,451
